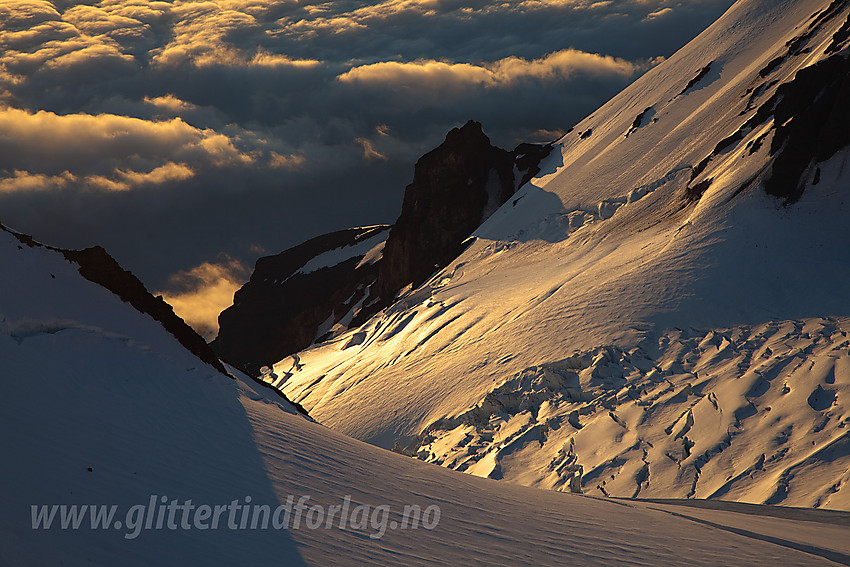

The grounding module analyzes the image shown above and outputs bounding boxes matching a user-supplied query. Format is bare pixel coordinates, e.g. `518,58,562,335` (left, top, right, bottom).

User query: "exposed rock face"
687,13,850,205
762,46,850,203
373,121,517,305
367,120,551,322
212,226,391,374
213,121,552,372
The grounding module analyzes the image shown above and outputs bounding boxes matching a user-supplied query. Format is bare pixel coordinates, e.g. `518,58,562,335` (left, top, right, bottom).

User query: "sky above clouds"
0,0,734,337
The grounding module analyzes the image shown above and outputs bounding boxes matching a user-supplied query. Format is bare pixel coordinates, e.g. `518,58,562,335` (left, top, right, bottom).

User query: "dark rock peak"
374,120,540,305
444,119,486,145
213,120,552,372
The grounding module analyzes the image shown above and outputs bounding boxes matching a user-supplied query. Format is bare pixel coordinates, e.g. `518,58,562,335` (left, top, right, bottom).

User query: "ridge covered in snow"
7,220,850,565
276,0,850,508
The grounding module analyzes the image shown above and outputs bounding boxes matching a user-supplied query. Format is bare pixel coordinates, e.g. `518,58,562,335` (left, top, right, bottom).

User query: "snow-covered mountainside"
9,225,850,565
275,0,850,509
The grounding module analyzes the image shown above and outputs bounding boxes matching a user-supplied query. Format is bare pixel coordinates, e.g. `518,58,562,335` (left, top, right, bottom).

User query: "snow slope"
276,0,850,508
7,225,850,564
296,228,388,276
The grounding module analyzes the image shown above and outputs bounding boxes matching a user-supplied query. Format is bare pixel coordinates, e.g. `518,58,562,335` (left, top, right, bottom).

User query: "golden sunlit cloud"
1,33,132,73
0,20,78,49
0,170,75,193
45,42,133,68
510,0,624,10
62,4,147,35
250,51,321,68
354,137,388,161
198,134,254,166
339,59,490,89
0,106,253,170
148,3,257,67
275,0,634,36
144,94,198,113
492,49,639,81
337,49,642,91
272,0,462,38
157,256,250,341
645,7,673,19
0,1,138,74
0,106,266,197
0,1,61,27
0,163,193,193
147,2,322,69
94,0,171,23
85,162,195,192
269,152,307,169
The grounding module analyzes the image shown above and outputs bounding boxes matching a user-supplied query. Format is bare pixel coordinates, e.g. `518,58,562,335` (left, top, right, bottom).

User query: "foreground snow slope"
277,0,850,507
6,227,850,564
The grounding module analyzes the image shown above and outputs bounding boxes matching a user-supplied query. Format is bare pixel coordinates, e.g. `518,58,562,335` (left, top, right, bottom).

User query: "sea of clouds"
0,0,733,337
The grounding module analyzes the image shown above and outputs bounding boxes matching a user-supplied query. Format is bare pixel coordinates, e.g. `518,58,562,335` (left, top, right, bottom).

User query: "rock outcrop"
212,226,391,374
372,121,516,304
369,121,549,317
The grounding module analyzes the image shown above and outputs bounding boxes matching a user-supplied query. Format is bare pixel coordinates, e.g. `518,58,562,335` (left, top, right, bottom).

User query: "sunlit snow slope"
277,0,850,508
8,227,850,565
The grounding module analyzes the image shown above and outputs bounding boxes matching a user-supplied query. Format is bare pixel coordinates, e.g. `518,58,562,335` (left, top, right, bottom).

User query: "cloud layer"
341,47,642,83
0,0,735,335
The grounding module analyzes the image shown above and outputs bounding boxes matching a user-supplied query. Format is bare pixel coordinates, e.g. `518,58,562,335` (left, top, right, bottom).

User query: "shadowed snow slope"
277,0,850,508
5,221,849,565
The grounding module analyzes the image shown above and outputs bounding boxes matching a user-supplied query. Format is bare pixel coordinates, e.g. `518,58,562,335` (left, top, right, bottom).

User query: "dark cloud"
0,0,734,332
